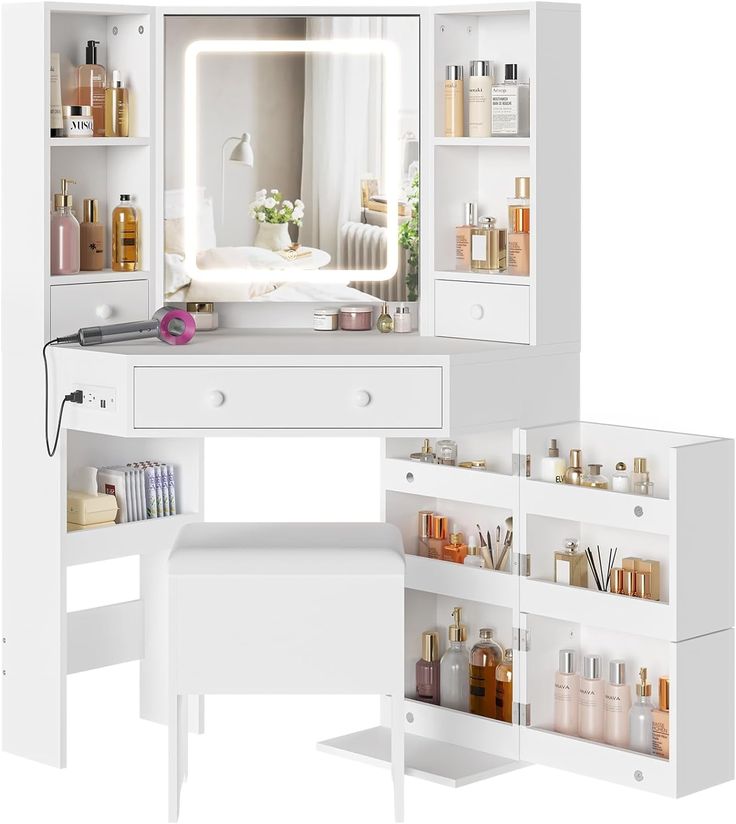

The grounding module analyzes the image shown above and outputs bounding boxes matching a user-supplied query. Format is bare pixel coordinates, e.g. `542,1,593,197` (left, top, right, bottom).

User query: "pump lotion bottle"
440,607,469,711
50,178,80,276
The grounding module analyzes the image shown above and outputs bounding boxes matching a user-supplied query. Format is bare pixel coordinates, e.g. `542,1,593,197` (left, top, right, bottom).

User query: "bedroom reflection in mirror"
164,15,419,304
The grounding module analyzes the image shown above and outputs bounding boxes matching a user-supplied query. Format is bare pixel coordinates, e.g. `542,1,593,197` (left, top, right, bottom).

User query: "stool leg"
390,691,404,823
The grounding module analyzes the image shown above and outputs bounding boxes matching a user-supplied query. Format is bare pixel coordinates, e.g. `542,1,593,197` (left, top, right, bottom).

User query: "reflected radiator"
341,221,408,301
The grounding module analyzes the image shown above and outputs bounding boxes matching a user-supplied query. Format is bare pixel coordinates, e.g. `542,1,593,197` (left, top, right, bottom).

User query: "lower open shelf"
317,726,524,788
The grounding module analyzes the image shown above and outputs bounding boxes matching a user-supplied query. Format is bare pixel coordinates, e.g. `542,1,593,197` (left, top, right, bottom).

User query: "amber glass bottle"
112,194,139,272
495,648,513,723
469,628,503,718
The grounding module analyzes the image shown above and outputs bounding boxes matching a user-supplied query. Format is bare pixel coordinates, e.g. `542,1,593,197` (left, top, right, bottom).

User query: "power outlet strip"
73,384,117,412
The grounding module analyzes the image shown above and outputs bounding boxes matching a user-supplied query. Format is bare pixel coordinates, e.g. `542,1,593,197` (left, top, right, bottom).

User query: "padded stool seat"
168,522,405,821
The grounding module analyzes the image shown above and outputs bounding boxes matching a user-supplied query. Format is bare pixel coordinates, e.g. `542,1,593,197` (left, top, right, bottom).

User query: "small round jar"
186,302,219,331
62,105,94,137
339,306,373,331
313,308,339,331
435,439,458,466
393,303,412,333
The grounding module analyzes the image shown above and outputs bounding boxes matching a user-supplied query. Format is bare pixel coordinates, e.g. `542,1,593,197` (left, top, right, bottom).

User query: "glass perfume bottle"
410,438,436,463
612,461,631,493
471,217,507,272
554,538,588,587
581,464,609,489
416,631,440,705
376,303,394,333
651,676,670,759
77,39,106,136
604,659,631,748
578,654,604,741
440,607,469,711
104,70,129,137
455,202,477,270
427,515,448,560
563,448,583,485
629,667,654,753
554,649,579,735
495,648,513,723
463,535,484,568
417,510,433,557
442,527,468,564
540,438,566,483
112,194,139,272
507,176,530,276
469,628,504,718
632,457,654,496
435,439,457,466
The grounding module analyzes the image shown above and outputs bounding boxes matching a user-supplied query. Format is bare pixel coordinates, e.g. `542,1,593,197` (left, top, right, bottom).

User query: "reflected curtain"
300,17,384,265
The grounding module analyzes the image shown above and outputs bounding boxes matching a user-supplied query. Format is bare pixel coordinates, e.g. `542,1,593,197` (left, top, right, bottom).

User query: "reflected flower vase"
254,221,292,251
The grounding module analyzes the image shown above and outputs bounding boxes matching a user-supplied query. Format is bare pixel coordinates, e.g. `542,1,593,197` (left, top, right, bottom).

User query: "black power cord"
43,336,82,458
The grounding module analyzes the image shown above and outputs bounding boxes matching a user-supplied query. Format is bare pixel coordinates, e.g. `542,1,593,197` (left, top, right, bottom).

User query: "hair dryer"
57,306,196,346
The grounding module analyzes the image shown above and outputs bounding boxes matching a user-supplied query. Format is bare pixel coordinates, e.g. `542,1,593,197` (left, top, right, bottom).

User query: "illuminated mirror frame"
183,38,401,285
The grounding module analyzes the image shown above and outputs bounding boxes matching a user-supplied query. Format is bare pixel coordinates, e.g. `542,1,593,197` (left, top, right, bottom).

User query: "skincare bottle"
393,303,411,333
104,70,129,137
468,60,492,138
417,510,433,557
507,176,530,276
471,217,507,272
554,538,588,588
410,439,436,463
554,649,579,736
50,178,80,276
50,53,63,137
455,202,477,270
495,648,513,723
612,462,631,493
578,654,604,741
80,198,104,271
563,449,584,485
435,439,458,466
582,464,609,490
416,631,441,705
469,628,504,718
637,559,661,601
651,676,670,759
77,40,106,136
112,194,139,272
427,515,448,560
440,607,469,711
629,667,654,753
376,303,394,333
442,526,468,564
632,457,654,496
604,660,632,747
540,438,566,483
491,63,519,136
463,535,484,568
444,65,464,138
609,568,625,595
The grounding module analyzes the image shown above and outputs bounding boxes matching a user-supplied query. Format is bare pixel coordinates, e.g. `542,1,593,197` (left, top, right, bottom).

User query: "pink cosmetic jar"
339,306,373,331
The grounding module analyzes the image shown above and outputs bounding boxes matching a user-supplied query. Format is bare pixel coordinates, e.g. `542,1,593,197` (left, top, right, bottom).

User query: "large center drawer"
133,366,444,430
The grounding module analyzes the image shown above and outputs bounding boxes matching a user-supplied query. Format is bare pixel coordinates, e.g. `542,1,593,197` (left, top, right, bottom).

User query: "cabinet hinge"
512,626,530,652
513,702,531,726
512,552,531,577
512,452,531,478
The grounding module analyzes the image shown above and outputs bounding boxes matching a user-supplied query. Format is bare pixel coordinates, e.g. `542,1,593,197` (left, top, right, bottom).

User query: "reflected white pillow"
164,188,217,254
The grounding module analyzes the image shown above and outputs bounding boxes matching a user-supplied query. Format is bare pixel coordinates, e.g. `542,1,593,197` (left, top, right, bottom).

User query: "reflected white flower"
293,207,304,219
264,197,276,208
257,213,266,222
294,199,304,208
271,188,279,194
282,200,293,210
255,189,267,198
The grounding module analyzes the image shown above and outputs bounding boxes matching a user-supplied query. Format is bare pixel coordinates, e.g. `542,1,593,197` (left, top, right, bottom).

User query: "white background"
1,0,735,822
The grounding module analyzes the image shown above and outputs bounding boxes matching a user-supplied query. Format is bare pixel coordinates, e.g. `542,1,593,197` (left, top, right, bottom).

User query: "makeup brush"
495,525,501,563
486,530,495,568
477,524,487,547
496,530,513,572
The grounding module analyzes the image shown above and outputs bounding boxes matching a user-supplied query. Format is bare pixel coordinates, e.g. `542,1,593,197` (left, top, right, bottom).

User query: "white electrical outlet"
74,385,117,412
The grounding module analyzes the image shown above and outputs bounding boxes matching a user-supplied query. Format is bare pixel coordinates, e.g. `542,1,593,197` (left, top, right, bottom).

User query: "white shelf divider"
50,137,150,148
406,554,516,607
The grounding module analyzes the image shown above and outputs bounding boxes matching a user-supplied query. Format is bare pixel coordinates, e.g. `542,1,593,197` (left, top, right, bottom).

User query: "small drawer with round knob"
435,280,530,344
50,279,149,339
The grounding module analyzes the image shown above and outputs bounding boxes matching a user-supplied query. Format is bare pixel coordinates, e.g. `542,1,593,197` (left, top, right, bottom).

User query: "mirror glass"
164,15,419,304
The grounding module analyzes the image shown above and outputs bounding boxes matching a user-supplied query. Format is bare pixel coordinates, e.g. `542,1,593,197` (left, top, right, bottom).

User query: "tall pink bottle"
554,649,578,735
604,659,632,748
50,178,80,276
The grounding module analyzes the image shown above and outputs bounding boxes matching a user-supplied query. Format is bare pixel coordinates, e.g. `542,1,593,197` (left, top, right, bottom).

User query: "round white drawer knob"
95,304,113,320
354,390,372,408
207,390,226,408
470,304,484,320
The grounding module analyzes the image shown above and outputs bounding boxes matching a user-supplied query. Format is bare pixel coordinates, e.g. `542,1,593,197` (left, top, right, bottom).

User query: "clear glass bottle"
112,194,139,272
410,438,436,463
604,659,632,748
417,510,433,557
376,302,394,333
629,667,654,753
463,535,484,568
77,40,106,136
554,649,579,735
435,439,457,466
563,448,584,485
471,217,507,272
50,178,80,276
578,654,604,741
651,676,670,759
440,607,469,712
540,437,566,483
416,631,440,705
581,463,609,489
495,647,513,723
612,461,631,493
632,457,654,496
104,70,129,137
470,628,504,718
455,202,477,270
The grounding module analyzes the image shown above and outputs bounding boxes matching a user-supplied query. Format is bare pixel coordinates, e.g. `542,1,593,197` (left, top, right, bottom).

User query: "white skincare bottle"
629,667,654,753
554,649,579,736
612,462,631,493
604,659,632,748
468,59,492,138
463,535,484,568
540,438,566,483
578,654,604,741
491,63,519,136
440,607,470,712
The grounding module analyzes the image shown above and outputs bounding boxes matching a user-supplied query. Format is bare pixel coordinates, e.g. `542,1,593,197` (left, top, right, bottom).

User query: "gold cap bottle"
515,176,531,199
564,448,584,485
633,457,648,474
54,177,76,210
449,606,467,642
421,631,439,662
636,667,652,697
659,676,670,710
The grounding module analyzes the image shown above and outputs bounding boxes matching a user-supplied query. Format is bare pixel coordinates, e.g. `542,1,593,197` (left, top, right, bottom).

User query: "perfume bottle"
50,178,80,276
410,438,436,463
104,70,129,137
455,202,477,270
79,198,104,271
77,40,106,136
637,559,661,601
416,631,440,705
491,63,519,136
632,457,654,496
417,510,433,557
112,194,139,272
463,535,484,568
469,628,504,718
651,676,670,759
540,438,566,483
435,439,457,466
563,449,584,485
468,59,492,138
629,667,654,753
427,515,448,560
440,607,469,711
604,660,631,748
581,464,609,489
578,654,604,742
442,527,468,564
554,538,588,587
554,649,579,735
612,462,631,493
471,217,507,272
495,648,513,723
507,176,530,276
444,65,464,137
376,303,394,333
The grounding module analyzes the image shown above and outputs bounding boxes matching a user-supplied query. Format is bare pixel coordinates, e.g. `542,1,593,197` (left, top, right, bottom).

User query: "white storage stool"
168,522,405,822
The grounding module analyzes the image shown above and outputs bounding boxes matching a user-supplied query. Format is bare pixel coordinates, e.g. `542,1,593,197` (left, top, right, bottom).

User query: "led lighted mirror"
164,15,420,304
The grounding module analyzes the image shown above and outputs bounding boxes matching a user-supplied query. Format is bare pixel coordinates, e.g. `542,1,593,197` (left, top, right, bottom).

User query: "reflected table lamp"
221,132,255,221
